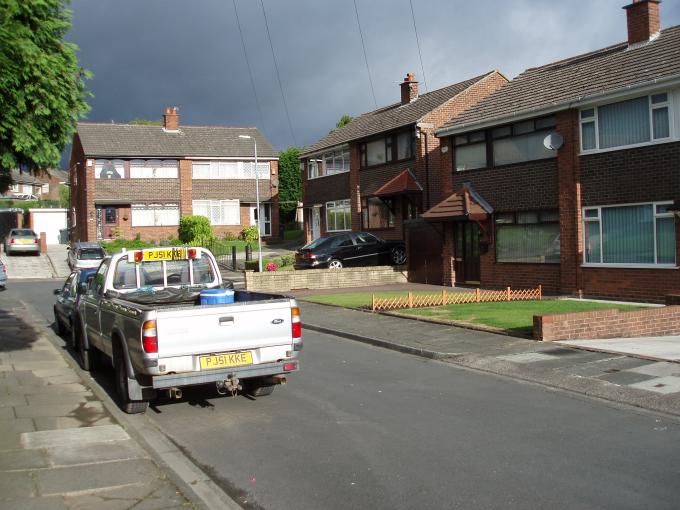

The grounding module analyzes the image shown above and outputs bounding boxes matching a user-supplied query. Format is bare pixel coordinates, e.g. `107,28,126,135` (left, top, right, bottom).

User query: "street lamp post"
239,134,263,272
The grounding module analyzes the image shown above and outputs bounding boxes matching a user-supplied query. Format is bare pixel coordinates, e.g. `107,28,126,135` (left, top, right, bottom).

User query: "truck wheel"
244,378,276,397
54,308,65,336
114,351,148,414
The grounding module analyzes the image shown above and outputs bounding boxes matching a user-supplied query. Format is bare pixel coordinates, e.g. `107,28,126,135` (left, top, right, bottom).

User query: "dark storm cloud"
65,0,680,161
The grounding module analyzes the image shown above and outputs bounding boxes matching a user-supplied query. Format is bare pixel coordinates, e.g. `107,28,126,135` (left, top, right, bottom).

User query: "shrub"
266,262,278,272
223,231,238,241
240,225,259,244
110,227,124,240
179,216,216,245
244,260,259,271
280,254,294,267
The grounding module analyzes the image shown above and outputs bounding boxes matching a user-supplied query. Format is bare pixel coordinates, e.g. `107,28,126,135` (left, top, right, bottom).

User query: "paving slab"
598,371,657,386
14,401,107,419
558,336,680,362
0,470,37,499
0,496,67,510
46,439,146,467
627,361,680,377
32,416,117,431
0,449,49,470
22,424,129,449
628,376,680,395
35,459,159,496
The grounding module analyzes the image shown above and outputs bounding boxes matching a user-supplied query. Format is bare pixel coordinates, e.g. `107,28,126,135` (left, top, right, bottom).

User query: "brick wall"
244,266,408,292
179,160,192,216
95,178,180,201
304,172,350,204
480,256,561,293
534,305,680,341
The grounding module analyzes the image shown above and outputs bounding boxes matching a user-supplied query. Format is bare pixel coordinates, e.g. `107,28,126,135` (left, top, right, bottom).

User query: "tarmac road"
12,280,680,510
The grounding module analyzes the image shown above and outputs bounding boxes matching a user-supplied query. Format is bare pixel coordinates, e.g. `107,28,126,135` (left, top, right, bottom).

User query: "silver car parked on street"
3,229,40,255
67,242,105,270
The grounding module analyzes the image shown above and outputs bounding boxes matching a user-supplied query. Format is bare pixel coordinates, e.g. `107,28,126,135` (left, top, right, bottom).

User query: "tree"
58,183,69,208
328,114,353,134
129,118,162,126
0,0,91,194
277,146,301,224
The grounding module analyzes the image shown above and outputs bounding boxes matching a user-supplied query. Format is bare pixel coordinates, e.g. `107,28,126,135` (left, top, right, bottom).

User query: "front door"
250,204,272,237
311,207,321,240
455,222,480,284
96,206,118,240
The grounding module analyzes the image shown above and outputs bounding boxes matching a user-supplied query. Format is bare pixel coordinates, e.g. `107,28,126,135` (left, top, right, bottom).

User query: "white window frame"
582,200,676,268
131,203,180,227
192,161,269,180
580,91,674,154
192,199,241,226
306,145,350,180
325,199,351,232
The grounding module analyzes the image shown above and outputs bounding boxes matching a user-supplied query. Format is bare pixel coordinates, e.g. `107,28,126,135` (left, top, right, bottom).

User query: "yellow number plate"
19,239,33,244
200,352,253,370
142,248,187,261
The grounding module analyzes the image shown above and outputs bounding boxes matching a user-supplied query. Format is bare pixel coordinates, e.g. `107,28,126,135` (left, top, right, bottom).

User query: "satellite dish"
543,132,564,150
271,178,279,187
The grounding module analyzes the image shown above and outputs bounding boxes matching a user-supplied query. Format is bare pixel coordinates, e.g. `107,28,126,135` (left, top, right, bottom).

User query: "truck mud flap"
151,362,298,389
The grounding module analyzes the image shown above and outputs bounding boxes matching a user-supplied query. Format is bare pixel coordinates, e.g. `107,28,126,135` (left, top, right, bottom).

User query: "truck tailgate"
155,300,294,358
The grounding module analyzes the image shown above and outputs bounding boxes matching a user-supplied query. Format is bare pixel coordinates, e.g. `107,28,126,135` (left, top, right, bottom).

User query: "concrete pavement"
296,299,680,417
0,244,71,280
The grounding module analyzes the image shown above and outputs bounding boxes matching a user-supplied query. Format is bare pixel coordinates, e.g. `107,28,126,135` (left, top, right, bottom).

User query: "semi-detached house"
299,71,507,283
426,0,679,302
69,108,279,243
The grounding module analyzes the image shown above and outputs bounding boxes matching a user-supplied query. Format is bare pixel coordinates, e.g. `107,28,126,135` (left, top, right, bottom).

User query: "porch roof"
422,184,493,222
372,169,423,198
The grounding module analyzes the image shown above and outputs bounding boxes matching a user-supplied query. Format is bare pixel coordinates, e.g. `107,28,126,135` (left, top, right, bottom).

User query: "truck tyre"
74,321,91,371
114,350,148,414
54,308,65,336
244,378,276,397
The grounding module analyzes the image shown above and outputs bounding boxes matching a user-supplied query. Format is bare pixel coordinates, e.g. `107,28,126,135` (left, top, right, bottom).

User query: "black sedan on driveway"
294,232,407,269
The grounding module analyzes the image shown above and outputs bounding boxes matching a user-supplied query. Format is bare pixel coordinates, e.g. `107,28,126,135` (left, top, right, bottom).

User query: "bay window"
131,203,180,227
583,202,675,266
193,199,240,225
326,199,351,232
496,210,560,263
580,92,671,152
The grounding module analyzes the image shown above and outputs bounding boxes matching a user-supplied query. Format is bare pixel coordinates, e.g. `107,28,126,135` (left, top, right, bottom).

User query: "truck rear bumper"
151,361,298,389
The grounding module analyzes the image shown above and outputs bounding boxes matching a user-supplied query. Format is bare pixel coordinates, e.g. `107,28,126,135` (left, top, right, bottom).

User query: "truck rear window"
112,257,215,290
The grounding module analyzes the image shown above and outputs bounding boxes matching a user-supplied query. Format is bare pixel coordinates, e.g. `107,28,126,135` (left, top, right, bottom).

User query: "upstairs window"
360,129,415,168
491,116,556,166
130,160,178,178
454,131,486,171
306,146,350,179
192,161,268,179
580,92,671,152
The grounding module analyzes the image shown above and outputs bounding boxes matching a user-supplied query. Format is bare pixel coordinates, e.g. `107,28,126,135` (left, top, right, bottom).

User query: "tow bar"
216,376,241,397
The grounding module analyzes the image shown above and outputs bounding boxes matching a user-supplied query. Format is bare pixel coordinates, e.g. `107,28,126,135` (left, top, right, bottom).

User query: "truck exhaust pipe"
167,387,182,400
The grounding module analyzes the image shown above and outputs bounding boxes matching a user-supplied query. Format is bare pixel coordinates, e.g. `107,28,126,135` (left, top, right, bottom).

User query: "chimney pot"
400,72,419,105
623,0,661,45
163,106,180,130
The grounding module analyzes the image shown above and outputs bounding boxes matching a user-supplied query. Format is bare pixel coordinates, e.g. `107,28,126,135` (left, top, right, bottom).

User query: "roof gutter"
435,72,680,137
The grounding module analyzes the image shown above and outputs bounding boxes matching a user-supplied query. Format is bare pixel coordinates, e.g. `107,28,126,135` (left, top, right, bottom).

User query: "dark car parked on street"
294,232,407,270
53,268,97,339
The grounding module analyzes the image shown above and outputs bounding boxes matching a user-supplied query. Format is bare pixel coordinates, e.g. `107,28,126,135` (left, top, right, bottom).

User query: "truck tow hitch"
216,377,241,397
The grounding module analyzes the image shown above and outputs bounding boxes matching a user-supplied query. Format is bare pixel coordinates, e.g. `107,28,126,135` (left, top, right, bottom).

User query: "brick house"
299,71,507,282
427,0,679,302
6,168,67,200
69,108,279,243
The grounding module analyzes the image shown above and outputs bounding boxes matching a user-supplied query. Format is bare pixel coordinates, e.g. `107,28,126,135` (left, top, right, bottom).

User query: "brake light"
283,361,298,372
10,239,14,244
134,251,143,263
34,238,39,244
304,253,316,260
142,320,158,353
188,248,197,259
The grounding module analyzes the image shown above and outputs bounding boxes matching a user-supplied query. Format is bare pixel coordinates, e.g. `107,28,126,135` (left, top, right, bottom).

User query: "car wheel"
327,258,343,269
114,349,148,414
54,308,65,336
391,246,407,265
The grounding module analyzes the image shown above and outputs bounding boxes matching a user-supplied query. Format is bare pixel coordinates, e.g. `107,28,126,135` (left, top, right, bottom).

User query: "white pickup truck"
72,247,302,413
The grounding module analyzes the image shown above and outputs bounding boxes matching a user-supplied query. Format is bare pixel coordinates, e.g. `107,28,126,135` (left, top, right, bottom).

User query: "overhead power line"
232,0,266,131
353,0,378,110
260,0,298,147
409,0,428,93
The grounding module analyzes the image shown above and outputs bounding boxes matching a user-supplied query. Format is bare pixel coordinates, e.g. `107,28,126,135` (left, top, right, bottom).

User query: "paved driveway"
0,252,54,279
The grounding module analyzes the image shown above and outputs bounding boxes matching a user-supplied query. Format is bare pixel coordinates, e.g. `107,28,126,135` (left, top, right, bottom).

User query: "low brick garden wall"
534,305,680,341
244,266,408,292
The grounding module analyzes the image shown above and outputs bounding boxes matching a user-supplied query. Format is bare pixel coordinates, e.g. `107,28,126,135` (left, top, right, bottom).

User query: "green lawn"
300,292,643,335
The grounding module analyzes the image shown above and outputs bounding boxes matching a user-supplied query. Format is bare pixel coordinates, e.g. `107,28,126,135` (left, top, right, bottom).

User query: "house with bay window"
69,107,279,243
426,0,679,302
299,71,508,281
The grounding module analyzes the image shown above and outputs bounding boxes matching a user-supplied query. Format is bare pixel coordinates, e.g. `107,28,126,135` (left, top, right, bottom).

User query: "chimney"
163,106,180,130
623,0,661,45
400,73,418,105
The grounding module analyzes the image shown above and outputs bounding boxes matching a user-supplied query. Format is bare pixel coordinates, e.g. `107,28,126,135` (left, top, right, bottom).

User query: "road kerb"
19,300,242,510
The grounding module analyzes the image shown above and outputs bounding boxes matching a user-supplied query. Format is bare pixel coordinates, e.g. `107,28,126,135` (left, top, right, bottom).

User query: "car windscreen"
78,248,105,260
12,229,35,237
